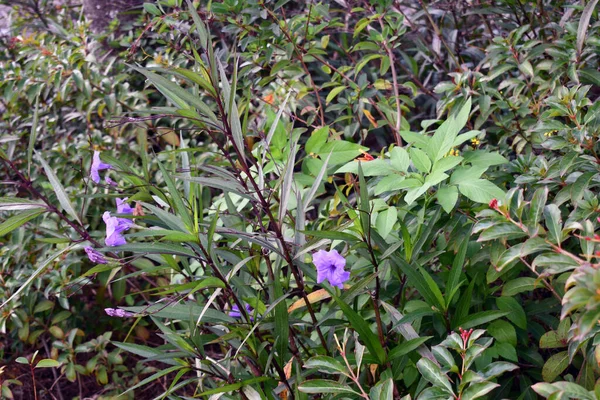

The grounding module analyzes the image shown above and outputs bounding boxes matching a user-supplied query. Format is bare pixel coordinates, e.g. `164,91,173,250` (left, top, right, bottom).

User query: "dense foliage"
1,0,600,398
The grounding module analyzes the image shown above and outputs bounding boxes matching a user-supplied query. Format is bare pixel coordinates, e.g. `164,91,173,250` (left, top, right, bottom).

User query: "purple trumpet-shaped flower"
103,211,128,246
91,151,112,184
84,246,107,264
313,249,350,289
115,198,134,228
229,303,253,319
103,198,134,247
105,308,135,318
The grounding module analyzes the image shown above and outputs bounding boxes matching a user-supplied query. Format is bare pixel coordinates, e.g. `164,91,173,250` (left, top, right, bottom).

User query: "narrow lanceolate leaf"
577,0,599,55
0,197,46,211
217,58,245,159
279,136,298,223
304,356,349,376
28,95,40,177
0,209,44,237
416,358,455,395
0,244,74,310
185,0,209,49
299,379,359,395
156,157,193,232
273,263,289,366
332,293,386,364
36,153,81,224
180,132,191,199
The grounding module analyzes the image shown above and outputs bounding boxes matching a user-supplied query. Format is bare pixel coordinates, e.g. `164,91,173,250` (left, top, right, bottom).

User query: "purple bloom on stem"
115,198,134,228
91,151,112,184
105,177,117,187
103,211,128,246
313,249,350,289
84,246,107,264
105,308,134,318
229,303,253,319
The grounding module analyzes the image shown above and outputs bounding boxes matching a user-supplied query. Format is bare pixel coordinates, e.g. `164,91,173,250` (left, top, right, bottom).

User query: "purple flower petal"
91,151,112,184
312,249,349,289
84,246,107,264
229,303,253,320
116,198,133,215
103,211,129,246
115,198,134,228
106,177,118,187
105,308,134,318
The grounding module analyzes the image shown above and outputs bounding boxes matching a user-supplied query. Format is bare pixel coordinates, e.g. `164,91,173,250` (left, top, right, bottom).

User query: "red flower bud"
489,199,499,210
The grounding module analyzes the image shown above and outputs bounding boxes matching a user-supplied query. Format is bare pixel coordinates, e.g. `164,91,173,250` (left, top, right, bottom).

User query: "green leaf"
0,245,74,310
143,3,161,15
529,187,548,228
395,258,445,311
331,293,386,364
157,158,193,231
416,358,454,395
198,377,271,397
336,159,395,176
458,310,509,329
388,337,433,362
427,98,471,162
0,197,46,211
319,140,367,165
37,152,81,224
461,382,500,400
35,359,61,368
305,126,329,154
390,147,410,172
481,362,519,380
437,185,458,213
304,356,349,376
273,262,289,366
326,86,347,104
496,296,527,330
487,320,517,346
478,223,527,241
129,65,218,123
376,207,397,238
577,0,599,55
458,179,505,204
539,330,567,349
370,378,394,400
410,148,432,173
542,351,569,382
299,379,360,395
122,302,234,324
28,95,39,177
0,209,44,237
543,204,563,245
502,277,541,296
519,60,534,77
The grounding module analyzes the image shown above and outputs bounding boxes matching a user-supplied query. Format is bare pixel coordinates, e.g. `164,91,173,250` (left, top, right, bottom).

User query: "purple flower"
313,249,350,289
229,303,253,319
106,177,117,187
84,246,107,264
91,151,112,184
115,198,133,228
103,211,128,246
105,308,134,318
